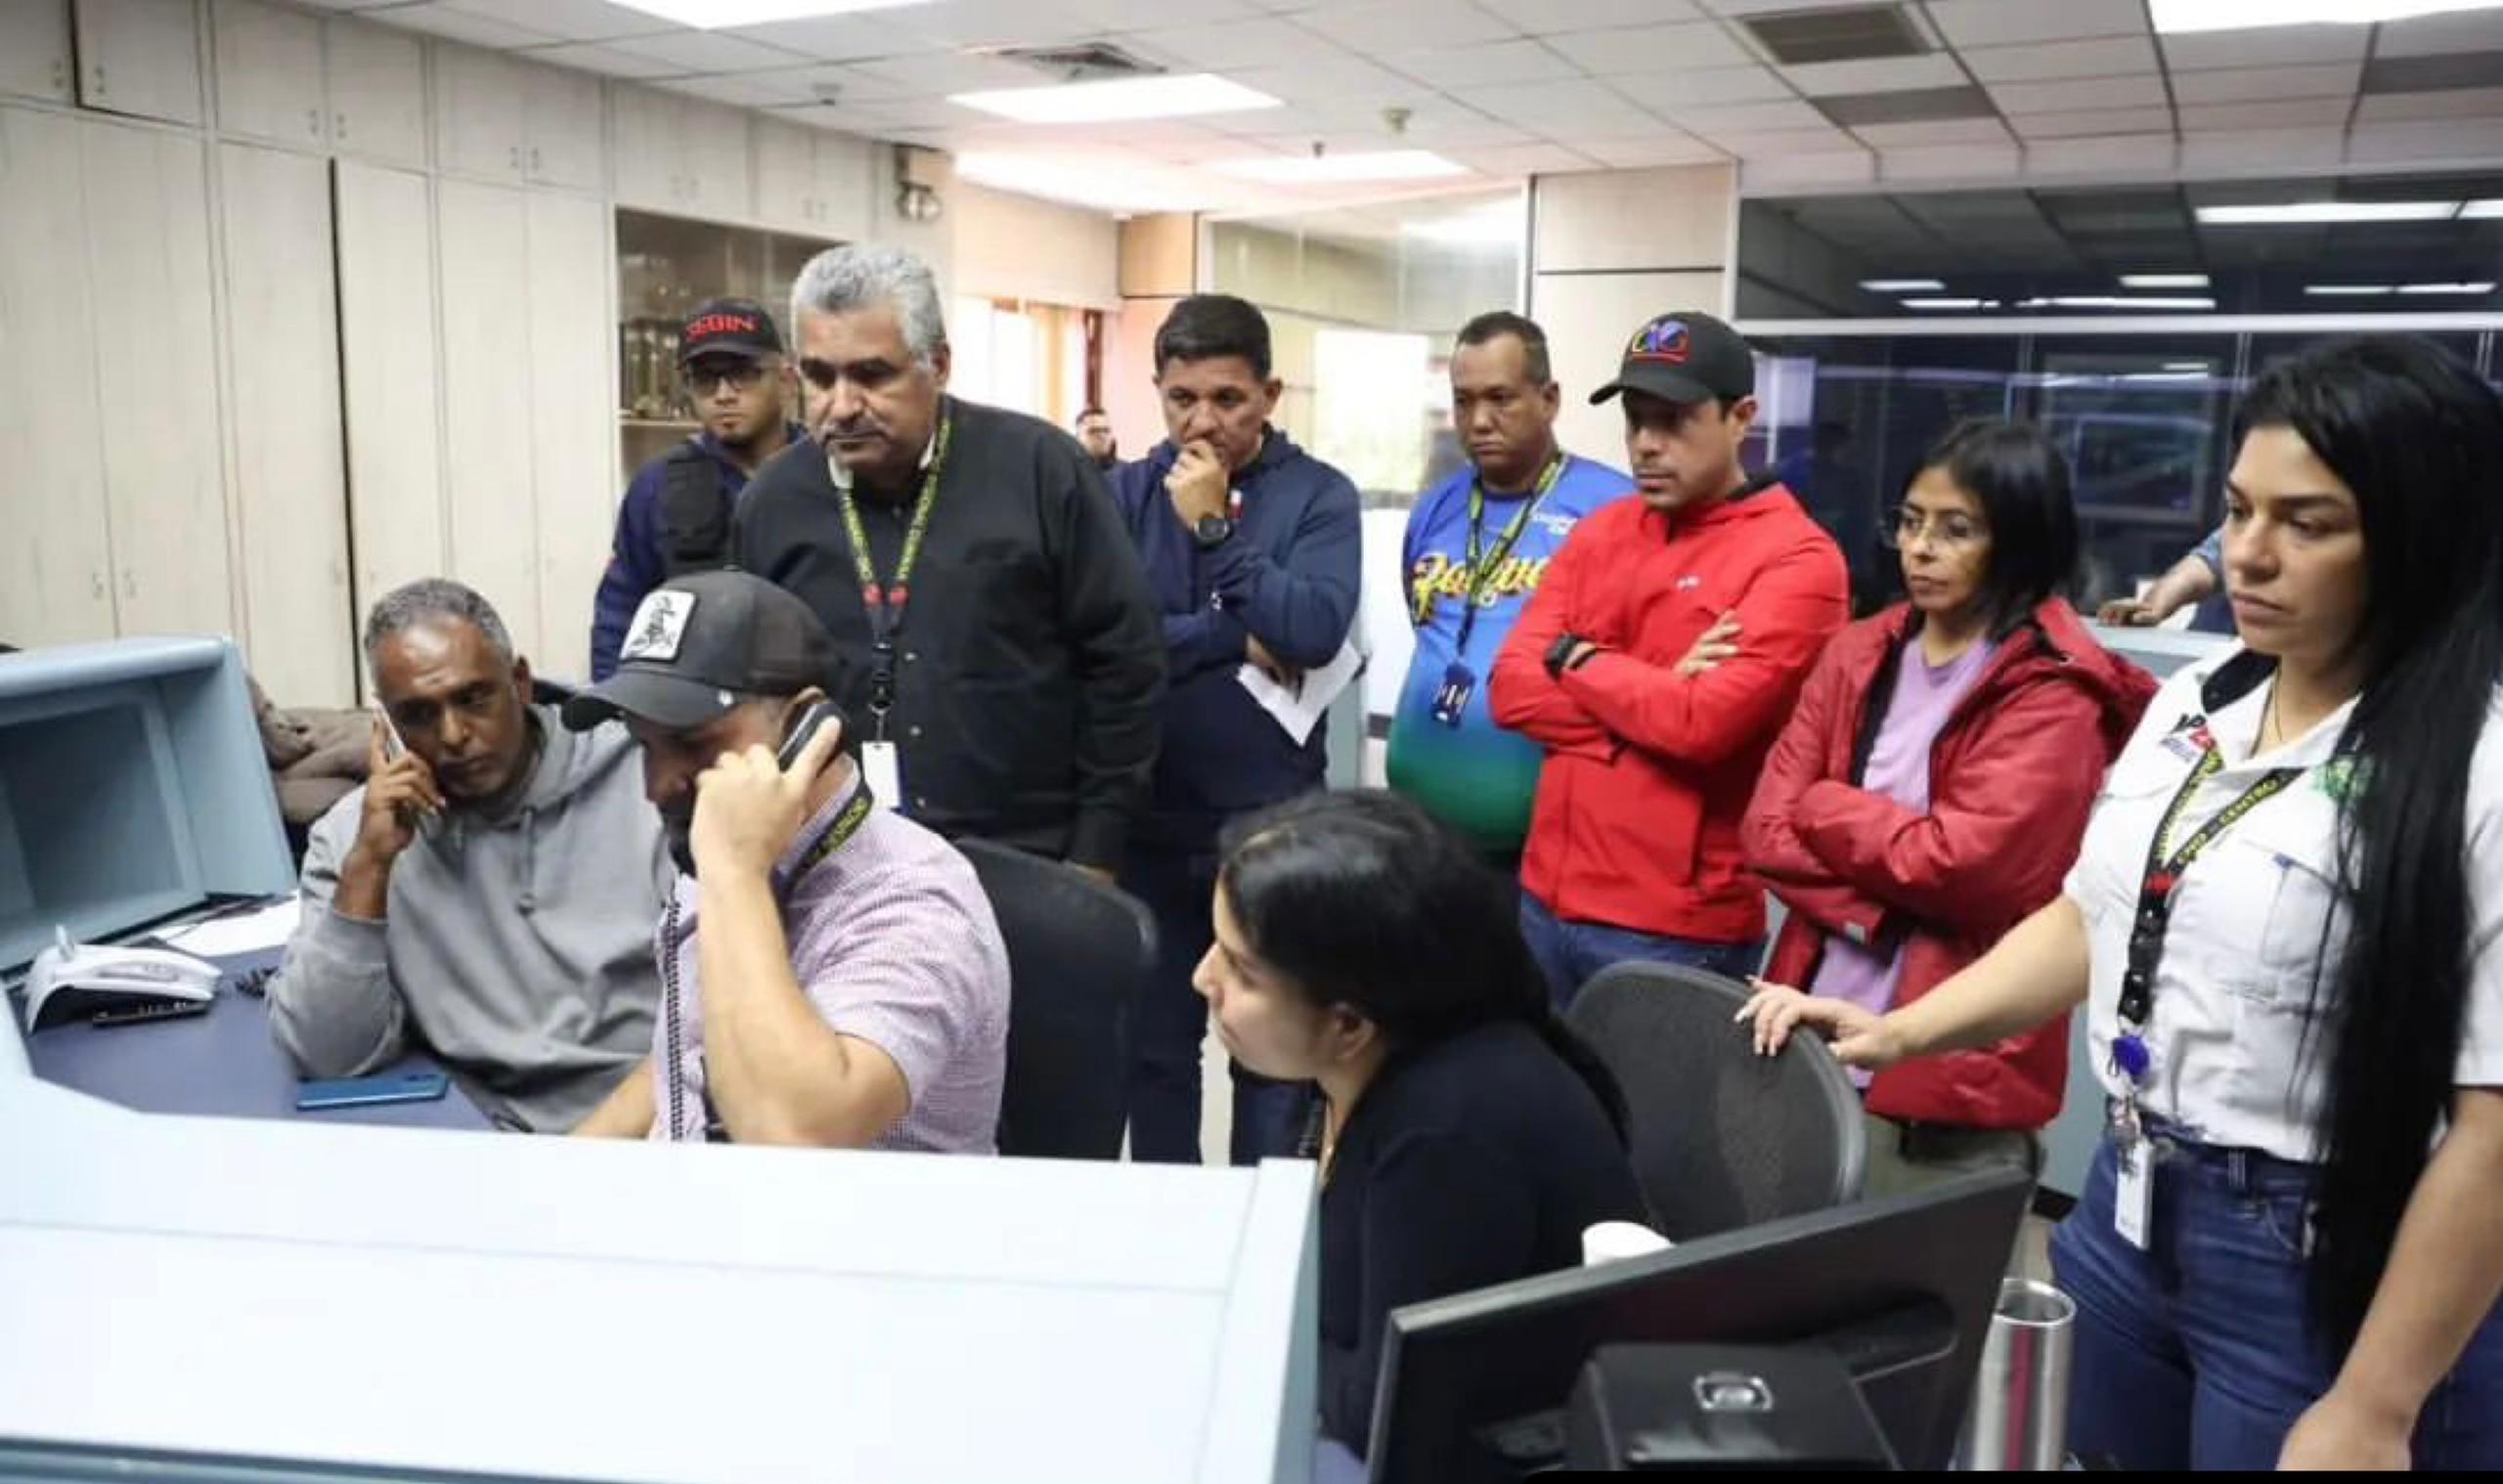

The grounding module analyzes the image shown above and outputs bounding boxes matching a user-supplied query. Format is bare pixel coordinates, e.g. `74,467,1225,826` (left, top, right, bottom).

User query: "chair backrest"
955,838,1156,1160
1564,961,1866,1242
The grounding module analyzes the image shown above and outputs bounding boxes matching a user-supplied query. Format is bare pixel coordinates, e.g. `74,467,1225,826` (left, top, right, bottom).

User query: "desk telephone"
22,927,219,1031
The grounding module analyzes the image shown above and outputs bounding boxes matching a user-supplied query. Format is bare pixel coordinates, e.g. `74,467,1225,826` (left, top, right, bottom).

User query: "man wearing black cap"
567,570,1011,1152
1490,311,1848,1008
589,298,805,680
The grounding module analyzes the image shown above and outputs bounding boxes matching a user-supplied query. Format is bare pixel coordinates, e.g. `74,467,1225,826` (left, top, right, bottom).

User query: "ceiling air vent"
988,42,1166,84
1744,4,1929,65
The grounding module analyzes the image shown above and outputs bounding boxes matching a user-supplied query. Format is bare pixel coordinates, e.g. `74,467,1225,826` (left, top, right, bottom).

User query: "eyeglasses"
683,362,769,395
1882,507,1988,550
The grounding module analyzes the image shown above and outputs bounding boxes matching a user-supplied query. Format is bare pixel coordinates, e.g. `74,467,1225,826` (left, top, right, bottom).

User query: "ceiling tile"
1923,0,2145,48
1577,131,1731,166
1467,78,1663,130
849,49,1059,95
1990,74,2170,114
515,40,682,78
889,0,1113,49
1851,117,2012,148
674,61,907,108
657,74,793,107
1696,125,1865,154
2346,116,2503,162
1481,0,1701,33
722,17,934,62
1294,0,1518,52
1819,84,1993,126
2373,9,2503,58
372,4,561,48
2177,97,2352,131
2168,63,2358,104
2005,107,2177,139
1385,39,1581,88
1961,35,2159,83
2364,51,2503,94
1544,22,1758,74
2158,24,2367,71
1702,0,1896,16
2023,134,2180,175
1778,53,1964,96
1657,96,1825,130
433,0,661,44
606,29,808,74
1452,140,1604,171
2181,126,2345,169
2354,85,2503,121
1879,142,2023,180
1605,65,1793,108
1119,17,1320,68
1067,0,1262,26
1739,150,1877,190
1220,55,1427,106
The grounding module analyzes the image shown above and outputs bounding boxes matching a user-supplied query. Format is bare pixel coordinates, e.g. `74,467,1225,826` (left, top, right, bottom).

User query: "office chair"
955,838,1155,1160
1564,961,1866,1242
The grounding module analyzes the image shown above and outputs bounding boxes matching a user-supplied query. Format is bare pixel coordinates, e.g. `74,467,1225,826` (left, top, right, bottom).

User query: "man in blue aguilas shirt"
589,298,805,679
1110,295,1361,1165
1388,312,1630,872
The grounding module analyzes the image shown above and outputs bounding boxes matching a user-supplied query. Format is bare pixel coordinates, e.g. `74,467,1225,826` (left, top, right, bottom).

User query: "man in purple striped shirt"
564,571,1007,1152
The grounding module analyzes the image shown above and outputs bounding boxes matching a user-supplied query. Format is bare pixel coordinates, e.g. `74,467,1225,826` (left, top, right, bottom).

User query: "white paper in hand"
1237,639,1364,747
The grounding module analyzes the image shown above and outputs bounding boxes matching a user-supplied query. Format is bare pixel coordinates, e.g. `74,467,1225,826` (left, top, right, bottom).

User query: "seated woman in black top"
1201,791,1649,1455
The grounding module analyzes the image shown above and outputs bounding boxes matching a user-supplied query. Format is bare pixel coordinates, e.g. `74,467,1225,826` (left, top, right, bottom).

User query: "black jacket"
733,397,1164,869
1319,1019,1647,1454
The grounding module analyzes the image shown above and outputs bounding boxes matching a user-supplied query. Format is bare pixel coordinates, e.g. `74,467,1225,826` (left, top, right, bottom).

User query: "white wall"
952,183,1120,311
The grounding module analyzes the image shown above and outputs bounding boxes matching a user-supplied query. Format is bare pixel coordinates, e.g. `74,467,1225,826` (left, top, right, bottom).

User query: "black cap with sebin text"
1588,311,1755,407
562,571,841,733
678,297,783,366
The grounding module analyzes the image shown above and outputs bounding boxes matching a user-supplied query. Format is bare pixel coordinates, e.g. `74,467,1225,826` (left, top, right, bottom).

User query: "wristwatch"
1545,632,1594,679
1193,513,1234,549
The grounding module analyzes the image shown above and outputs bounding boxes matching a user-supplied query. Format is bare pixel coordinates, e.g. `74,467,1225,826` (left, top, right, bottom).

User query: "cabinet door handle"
530,146,542,174
307,107,321,137
91,572,106,602
89,64,107,98
508,145,521,169
49,60,66,93
121,570,136,599
335,112,348,140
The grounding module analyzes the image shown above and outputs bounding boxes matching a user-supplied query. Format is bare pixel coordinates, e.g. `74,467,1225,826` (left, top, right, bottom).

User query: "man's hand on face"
688,717,845,882
352,716,443,868
1164,441,1232,527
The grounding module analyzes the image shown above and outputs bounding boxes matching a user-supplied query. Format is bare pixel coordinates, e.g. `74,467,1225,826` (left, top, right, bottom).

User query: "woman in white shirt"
1744,334,2503,1470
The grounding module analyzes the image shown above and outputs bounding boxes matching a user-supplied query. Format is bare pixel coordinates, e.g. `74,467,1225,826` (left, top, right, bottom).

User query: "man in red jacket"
1490,312,1848,1008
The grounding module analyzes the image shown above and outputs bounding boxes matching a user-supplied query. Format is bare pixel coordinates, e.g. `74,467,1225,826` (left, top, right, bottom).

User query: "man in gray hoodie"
268,580,672,1131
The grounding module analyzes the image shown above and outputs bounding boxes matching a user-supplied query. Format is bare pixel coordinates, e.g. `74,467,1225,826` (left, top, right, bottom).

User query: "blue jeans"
1120,845,1313,1166
2052,1126,2503,1469
1518,893,1764,1011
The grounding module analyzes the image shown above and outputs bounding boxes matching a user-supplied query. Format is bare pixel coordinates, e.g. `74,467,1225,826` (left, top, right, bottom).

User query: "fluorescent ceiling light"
1403,198,1528,246
2463,199,2503,218
1861,278,1946,292
607,0,930,26
2122,274,2210,287
2153,0,2503,32
2019,295,2218,310
2397,281,2497,294
2198,200,2458,224
1902,297,1989,310
2164,361,2213,371
953,153,1206,214
952,73,1280,124
1216,151,1467,184
2305,284,2396,295
2121,371,2210,382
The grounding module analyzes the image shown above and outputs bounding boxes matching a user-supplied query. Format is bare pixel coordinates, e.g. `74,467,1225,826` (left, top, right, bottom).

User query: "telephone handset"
777,699,840,771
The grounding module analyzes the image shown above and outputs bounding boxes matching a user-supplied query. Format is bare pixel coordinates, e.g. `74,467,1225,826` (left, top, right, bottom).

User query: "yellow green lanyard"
834,412,953,722
1420,453,1564,650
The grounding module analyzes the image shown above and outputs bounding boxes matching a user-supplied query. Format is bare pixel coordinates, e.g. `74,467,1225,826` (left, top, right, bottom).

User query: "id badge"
1430,662,1474,727
861,740,902,813
2114,1135,2153,1250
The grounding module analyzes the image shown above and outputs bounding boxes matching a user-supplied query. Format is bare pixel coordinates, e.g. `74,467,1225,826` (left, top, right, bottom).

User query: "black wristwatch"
1193,513,1234,549
1545,632,1591,679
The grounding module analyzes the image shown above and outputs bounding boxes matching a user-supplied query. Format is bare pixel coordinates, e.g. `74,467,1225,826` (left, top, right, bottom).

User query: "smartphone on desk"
295,1069,450,1112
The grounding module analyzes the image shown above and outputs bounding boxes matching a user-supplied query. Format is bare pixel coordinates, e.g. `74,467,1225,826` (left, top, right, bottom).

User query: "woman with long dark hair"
1745,334,2503,1468
1204,790,1646,1456
1744,419,2154,1196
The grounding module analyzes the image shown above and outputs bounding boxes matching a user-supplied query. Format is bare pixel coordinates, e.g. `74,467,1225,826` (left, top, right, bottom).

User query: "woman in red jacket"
1742,418,2154,1195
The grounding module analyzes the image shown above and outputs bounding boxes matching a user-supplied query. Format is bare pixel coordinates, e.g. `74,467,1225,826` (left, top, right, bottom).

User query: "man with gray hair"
732,243,1164,878
267,579,672,1130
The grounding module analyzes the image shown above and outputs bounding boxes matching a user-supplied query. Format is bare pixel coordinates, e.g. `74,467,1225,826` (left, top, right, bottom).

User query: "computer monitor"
1366,1167,2034,1481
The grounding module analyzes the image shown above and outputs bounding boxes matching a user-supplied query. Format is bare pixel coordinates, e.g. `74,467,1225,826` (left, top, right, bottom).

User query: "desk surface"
0,1079,1317,1484
22,947,489,1131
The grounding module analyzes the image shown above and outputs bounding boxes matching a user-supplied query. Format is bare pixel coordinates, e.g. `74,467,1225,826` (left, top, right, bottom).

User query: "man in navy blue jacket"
1110,295,1361,1165
589,299,805,680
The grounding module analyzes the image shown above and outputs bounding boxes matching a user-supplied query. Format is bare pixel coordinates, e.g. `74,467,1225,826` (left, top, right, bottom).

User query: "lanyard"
2116,722,2306,1042
664,772,876,1142
834,413,953,720
1422,453,1564,649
